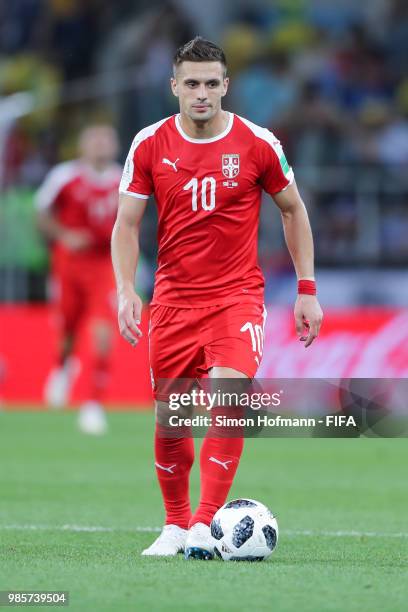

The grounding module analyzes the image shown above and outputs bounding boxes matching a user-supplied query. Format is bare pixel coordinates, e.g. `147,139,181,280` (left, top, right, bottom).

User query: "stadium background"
1,0,408,404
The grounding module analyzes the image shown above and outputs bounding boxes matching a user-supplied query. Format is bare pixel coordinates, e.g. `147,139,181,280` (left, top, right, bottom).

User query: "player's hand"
294,295,323,348
117,289,143,347
61,229,93,251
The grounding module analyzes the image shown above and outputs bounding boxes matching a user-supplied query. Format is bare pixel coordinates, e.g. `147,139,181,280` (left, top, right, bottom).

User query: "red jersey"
36,160,121,265
119,113,294,307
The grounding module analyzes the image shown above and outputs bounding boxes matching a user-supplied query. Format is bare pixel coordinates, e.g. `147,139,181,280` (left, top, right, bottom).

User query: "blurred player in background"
36,125,121,435
112,38,323,558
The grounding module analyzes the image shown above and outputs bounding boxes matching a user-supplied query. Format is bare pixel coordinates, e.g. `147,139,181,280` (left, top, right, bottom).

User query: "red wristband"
298,279,316,295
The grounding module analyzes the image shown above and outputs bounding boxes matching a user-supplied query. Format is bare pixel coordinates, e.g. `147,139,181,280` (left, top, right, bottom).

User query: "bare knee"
155,399,193,425
91,320,113,355
208,366,248,379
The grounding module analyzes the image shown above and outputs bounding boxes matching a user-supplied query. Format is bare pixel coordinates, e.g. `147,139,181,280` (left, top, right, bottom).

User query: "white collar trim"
175,112,234,143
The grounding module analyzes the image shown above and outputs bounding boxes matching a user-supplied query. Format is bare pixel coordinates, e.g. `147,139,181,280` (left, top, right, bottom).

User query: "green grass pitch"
0,411,407,611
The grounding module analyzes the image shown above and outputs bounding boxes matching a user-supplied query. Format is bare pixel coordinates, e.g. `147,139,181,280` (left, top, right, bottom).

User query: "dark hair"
173,36,227,75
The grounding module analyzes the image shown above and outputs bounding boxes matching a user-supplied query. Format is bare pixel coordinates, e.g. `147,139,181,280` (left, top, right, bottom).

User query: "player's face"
171,61,229,122
79,126,119,168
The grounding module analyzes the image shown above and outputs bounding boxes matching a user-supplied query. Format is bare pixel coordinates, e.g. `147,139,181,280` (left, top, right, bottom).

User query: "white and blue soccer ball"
210,498,278,561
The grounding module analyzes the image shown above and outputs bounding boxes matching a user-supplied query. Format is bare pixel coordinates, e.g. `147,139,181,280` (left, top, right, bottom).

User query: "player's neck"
82,160,110,174
179,110,229,140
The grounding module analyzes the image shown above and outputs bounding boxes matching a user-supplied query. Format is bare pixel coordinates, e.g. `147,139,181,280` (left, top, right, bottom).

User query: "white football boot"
78,401,108,435
184,522,216,560
44,357,80,409
141,525,187,556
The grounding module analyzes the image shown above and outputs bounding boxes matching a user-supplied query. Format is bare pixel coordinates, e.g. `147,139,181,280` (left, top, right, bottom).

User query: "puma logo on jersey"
155,462,177,474
162,157,179,172
209,456,233,471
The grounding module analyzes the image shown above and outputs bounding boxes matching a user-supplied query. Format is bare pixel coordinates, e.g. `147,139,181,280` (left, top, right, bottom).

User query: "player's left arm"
273,181,323,348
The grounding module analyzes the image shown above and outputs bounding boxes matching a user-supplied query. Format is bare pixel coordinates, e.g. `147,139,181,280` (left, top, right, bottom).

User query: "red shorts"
149,301,266,400
51,256,116,334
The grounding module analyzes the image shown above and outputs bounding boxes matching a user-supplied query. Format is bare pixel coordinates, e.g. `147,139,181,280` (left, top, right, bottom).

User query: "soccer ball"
210,498,278,561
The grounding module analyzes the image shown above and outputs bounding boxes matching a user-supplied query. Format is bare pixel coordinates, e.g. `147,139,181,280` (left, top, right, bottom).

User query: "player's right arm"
111,194,147,346
35,162,92,251
37,208,92,251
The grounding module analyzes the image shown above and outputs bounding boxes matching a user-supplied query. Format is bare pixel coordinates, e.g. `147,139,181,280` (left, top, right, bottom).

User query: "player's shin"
89,321,112,402
190,408,244,528
155,419,194,530
78,323,112,435
89,352,111,401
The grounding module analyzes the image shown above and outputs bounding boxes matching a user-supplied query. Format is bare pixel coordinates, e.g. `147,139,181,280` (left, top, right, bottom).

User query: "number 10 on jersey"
183,177,216,211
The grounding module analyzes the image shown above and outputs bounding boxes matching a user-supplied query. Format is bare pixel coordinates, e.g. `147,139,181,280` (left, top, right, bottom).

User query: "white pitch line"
0,524,407,538
286,529,408,539
0,524,161,533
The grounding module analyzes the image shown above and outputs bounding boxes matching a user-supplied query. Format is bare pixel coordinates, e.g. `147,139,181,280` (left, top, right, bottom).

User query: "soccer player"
37,125,121,435
112,38,323,558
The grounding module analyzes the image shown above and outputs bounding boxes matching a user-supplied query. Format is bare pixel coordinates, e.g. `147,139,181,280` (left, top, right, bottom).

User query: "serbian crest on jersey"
222,154,240,178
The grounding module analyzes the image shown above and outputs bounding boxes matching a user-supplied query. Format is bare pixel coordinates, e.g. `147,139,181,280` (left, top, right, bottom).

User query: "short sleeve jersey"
36,161,121,262
119,113,294,307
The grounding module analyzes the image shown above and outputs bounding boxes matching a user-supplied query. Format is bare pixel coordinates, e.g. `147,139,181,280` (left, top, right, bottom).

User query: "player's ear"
170,77,178,97
221,77,229,97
